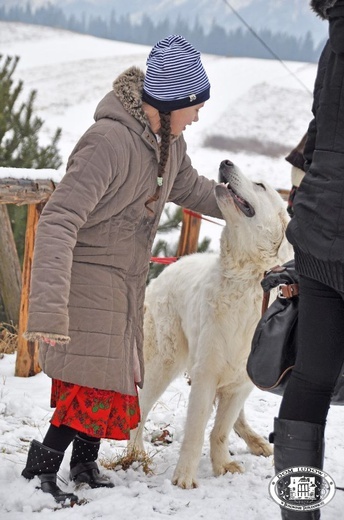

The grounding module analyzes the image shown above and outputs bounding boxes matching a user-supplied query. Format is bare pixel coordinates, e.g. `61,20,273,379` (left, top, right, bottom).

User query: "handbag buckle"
277,284,288,299
277,283,299,299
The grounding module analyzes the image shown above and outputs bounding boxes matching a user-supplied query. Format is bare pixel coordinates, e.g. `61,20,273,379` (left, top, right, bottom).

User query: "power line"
220,0,313,96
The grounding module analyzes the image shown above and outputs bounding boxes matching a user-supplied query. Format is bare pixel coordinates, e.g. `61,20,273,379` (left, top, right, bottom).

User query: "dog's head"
216,160,292,268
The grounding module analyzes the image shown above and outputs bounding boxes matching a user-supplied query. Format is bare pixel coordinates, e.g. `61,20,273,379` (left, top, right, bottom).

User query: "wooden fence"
0,177,55,377
0,176,202,377
0,175,290,378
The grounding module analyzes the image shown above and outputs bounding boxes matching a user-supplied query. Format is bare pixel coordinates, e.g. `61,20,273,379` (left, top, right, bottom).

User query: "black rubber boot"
22,439,78,505
70,435,114,488
270,418,325,520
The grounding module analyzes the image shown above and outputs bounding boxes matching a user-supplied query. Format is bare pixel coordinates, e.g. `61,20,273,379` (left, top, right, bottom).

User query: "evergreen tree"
299,31,316,62
0,55,62,168
0,5,321,63
0,54,62,323
88,15,108,39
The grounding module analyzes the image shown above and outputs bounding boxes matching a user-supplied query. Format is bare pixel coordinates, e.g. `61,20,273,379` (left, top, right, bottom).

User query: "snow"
0,21,344,520
1,354,344,519
0,167,60,181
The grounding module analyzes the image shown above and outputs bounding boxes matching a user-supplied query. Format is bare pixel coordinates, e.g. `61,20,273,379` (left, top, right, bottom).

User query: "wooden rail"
0,178,56,205
0,174,291,378
0,177,53,376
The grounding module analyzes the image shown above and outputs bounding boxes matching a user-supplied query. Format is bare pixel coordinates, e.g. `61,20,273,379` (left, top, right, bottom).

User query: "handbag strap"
278,283,299,299
261,292,271,316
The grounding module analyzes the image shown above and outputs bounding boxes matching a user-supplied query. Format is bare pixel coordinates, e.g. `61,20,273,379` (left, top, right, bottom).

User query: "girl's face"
170,102,205,136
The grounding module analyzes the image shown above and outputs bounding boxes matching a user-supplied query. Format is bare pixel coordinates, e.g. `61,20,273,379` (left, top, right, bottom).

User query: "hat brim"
142,87,210,113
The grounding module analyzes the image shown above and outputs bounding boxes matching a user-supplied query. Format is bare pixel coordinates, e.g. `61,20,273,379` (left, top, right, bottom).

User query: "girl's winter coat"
25,66,222,396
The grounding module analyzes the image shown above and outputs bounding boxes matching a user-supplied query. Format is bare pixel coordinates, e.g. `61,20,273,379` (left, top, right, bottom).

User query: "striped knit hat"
142,35,210,112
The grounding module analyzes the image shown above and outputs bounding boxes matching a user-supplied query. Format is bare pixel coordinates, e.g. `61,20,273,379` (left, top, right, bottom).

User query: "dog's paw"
172,469,199,489
127,429,145,453
213,460,244,476
127,440,146,457
248,438,273,457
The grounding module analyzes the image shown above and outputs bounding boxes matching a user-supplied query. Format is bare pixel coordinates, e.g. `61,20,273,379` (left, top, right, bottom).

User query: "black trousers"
43,424,99,453
279,274,344,425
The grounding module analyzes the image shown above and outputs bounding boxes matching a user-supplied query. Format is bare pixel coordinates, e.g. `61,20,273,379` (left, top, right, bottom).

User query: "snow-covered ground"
0,21,343,520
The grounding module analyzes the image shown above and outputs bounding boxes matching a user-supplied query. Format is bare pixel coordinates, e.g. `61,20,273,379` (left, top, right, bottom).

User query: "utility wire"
221,0,313,96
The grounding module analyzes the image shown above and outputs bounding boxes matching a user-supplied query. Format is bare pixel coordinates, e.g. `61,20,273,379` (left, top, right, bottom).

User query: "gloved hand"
261,259,299,293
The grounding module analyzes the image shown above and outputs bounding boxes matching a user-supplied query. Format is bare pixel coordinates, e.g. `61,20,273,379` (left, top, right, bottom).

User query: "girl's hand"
42,338,56,346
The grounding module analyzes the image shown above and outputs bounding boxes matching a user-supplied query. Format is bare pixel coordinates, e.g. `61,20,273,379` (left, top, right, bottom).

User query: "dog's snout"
219,160,235,183
219,159,235,183
222,160,234,168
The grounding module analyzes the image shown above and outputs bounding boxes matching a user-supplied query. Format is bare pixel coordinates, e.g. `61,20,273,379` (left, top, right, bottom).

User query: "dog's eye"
255,182,266,190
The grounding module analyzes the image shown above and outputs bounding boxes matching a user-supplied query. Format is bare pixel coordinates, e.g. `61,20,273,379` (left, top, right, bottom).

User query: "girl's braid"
145,112,171,214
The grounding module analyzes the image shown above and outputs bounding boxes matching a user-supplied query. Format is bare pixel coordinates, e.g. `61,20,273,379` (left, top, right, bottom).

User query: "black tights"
43,424,99,453
279,275,344,426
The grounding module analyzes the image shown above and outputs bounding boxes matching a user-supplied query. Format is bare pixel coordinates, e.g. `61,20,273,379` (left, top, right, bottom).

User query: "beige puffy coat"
25,67,222,395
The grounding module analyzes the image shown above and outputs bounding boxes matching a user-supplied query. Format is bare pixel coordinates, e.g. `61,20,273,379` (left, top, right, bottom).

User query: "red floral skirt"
50,379,140,440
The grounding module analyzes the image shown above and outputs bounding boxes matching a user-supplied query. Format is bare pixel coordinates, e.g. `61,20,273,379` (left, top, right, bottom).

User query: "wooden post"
0,174,55,376
0,205,22,324
176,209,202,257
277,188,290,201
15,203,44,377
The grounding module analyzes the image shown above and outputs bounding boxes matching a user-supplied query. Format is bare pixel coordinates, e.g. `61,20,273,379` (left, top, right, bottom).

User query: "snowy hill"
0,20,317,181
0,19,319,245
0,19,318,246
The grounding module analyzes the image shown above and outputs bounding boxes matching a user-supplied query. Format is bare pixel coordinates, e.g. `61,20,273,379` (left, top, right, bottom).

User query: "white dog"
129,160,292,489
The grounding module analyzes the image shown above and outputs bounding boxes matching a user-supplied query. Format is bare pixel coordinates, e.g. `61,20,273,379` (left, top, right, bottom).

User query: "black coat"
286,0,344,291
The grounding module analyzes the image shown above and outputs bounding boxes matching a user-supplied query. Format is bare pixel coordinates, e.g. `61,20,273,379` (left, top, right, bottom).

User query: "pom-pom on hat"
142,35,210,113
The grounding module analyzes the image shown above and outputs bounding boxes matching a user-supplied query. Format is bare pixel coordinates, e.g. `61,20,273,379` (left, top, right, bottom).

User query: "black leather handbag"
246,260,344,404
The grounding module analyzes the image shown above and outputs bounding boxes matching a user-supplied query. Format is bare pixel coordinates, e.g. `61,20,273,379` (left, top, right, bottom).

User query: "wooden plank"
0,205,22,324
0,178,56,205
15,203,44,377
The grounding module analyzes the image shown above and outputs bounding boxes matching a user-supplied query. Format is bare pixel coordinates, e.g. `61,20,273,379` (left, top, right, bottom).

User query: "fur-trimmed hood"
94,66,149,129
112,66,147,127
310,0,337,19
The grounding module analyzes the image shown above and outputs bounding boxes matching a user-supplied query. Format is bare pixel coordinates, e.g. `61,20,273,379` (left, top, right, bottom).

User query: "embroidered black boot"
70,434,114,488
270,418,325,520
22,439,79,505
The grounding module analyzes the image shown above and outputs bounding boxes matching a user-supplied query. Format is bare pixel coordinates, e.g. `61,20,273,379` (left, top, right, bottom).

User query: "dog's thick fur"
129,160,293,489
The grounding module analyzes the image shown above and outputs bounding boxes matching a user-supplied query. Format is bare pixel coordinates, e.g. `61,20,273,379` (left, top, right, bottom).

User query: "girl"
21,35,222,504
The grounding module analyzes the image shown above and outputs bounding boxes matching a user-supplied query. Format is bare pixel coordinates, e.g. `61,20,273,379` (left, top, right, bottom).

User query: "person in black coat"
270,1,344,519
